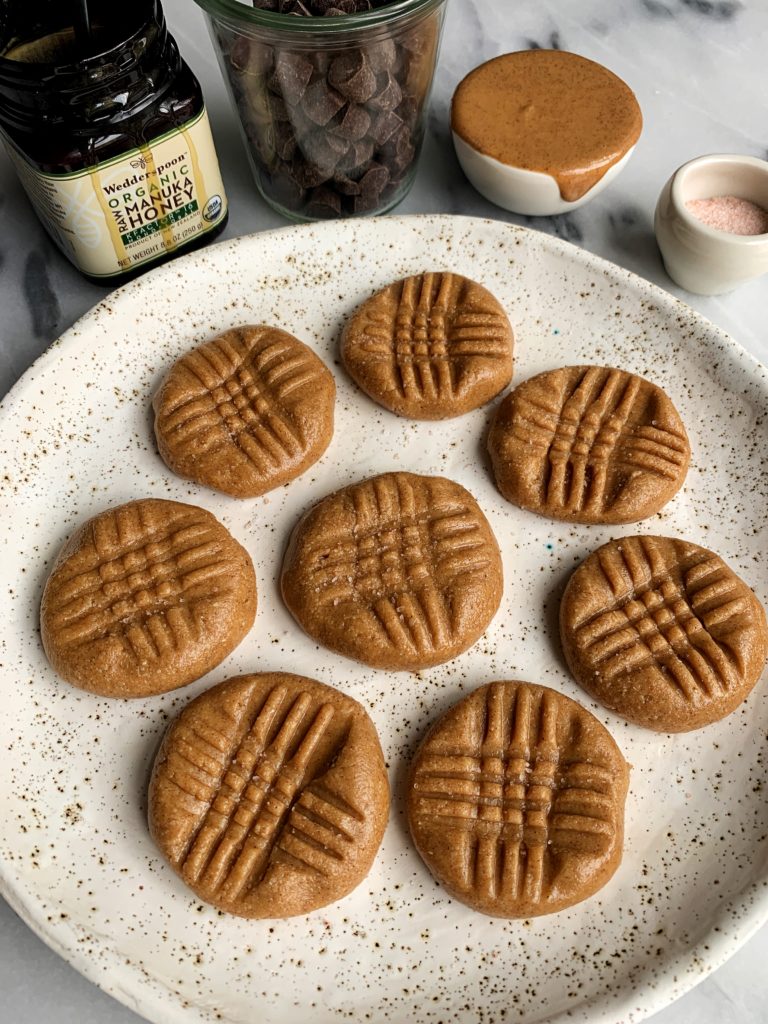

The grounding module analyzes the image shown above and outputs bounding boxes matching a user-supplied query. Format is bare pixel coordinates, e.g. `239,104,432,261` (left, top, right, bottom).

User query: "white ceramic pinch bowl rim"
453,132,636,215
2,214,768,1024
655,152,768,295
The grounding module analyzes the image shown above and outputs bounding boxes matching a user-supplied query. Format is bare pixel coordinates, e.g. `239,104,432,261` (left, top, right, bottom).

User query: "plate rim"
1,212,767,1024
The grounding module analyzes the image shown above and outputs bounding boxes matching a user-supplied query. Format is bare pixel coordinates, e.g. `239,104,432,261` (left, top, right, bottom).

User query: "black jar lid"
0,0,172,127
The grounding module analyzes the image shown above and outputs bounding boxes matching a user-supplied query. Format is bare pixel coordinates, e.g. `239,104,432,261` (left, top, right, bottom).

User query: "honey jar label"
2,108,227,278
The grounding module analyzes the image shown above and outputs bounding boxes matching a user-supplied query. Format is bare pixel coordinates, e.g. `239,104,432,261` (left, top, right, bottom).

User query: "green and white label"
4,108,227,278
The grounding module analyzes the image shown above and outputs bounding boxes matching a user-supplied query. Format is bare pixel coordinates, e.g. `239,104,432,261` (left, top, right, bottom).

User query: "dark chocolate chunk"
312,51,332,75
285,100,318,140
369,71,403,111
397,96,419,128
301,131,349,175
381,123,415,171
336,137,375,174
353,191,384,214
328,51,377,103
269,169,308,210
366,38,398,74
332,172,362,196
291,154,333,188
369,108,403,145
332,103,372,141
302,79,347,125
272,52,314,105
304,185,343,218
358,162,390,197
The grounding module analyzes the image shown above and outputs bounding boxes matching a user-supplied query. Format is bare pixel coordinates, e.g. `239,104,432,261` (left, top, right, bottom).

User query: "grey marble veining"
1,0,767,1021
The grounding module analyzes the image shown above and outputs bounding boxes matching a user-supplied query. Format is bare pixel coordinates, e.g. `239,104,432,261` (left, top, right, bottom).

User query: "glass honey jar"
0,0,228,284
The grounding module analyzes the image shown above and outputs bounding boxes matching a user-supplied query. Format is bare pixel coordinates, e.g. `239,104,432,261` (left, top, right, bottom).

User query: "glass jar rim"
192,0,446,33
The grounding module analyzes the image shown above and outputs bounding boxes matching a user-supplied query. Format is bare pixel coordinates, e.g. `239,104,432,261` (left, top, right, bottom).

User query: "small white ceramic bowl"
453,133,637,216
654,153,768,295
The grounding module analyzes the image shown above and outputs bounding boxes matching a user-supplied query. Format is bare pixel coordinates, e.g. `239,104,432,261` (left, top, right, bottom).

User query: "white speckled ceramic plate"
1,215,768,1024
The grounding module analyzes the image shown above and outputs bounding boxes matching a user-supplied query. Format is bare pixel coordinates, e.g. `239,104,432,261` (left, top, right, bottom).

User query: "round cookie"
281,471,503,670
341,272,514,420
488,365,690,524
153,325,335,498
148,672,389,919
41,499,257,698
560,535,768,732
407,680,629,917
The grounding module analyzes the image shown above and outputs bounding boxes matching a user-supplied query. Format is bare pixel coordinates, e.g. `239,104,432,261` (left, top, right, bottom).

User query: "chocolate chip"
272,52,314,106
380,123,415,172
312,52,332,75
358,162,390,197
332,172,362,196
369,71,402,111
302,79,347,125
269,170,307,210
369,108,403,145
285,101,317,140
366,37,398,74
336,137,375,174
332,103,372,141
301,131,349,176
397,96,419,128
353,191,384,214
291,154,333,188
328,51,377,103
304,185,343,218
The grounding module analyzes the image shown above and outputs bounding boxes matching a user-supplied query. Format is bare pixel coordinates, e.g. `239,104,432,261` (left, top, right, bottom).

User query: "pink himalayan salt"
686,195,768,236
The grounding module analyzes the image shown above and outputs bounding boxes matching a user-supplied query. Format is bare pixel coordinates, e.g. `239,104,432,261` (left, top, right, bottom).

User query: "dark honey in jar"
0,0,228,283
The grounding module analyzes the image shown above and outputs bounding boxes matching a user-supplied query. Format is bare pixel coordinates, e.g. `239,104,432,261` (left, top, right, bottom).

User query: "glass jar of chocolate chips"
194,0,448,220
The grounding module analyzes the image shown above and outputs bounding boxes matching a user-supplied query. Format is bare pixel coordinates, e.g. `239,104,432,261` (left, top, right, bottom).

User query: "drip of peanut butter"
451,50,642,202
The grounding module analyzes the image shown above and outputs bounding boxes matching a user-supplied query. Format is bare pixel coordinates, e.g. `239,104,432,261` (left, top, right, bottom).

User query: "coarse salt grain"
686,195,768,236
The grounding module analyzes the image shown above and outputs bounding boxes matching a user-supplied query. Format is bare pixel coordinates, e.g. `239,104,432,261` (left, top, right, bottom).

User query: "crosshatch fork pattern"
166,684,361,898
46,503,236,662
411,683,618,904
353,272,511,400
572,537,748,702
158,331,323,473
306,474,496,655
510,367,689,512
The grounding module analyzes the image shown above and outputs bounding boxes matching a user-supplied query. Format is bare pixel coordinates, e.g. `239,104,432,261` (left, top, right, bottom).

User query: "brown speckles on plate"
0,216,768,1024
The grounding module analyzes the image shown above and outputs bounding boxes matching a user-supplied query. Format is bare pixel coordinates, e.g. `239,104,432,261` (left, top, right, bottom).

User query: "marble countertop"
1,0,766,1021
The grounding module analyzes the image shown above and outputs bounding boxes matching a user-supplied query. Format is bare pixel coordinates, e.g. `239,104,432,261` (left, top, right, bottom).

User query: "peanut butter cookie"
560,535,768,731
281,471,503,670
488,365,690,524
41,499,257,698
408,680,629,917
342,272,513,419
154,325,335,498
149,672,389,918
